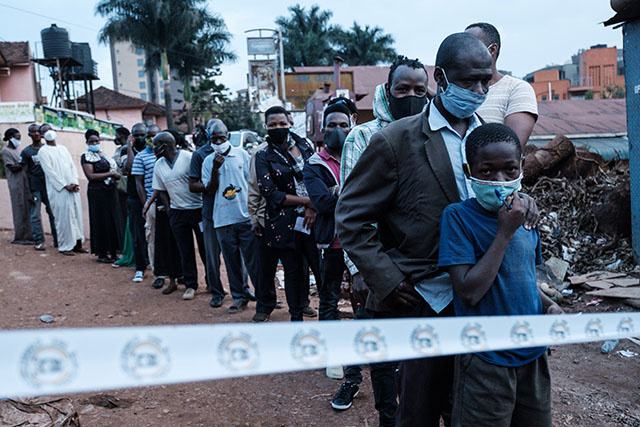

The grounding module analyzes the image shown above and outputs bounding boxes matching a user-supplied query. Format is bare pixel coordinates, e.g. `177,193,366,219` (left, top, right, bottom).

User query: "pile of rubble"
522,136,633,275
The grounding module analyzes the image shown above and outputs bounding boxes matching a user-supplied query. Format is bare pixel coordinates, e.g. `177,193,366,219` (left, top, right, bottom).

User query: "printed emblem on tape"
121,336,170,379
354,327,386,361
511,322,534,345
411,325,439,356
550,320,570,341
585,319,603,338
218,333,259,371
617,317,634,334
460,323,486,350
20,340,77,387
290,329,326,365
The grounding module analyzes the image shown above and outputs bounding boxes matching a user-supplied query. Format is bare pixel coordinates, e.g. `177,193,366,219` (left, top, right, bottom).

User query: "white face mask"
44,130,57,142
10,137,20,148
212,141,231,154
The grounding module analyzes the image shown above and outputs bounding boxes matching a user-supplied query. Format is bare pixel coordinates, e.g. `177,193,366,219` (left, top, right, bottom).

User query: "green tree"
96,0,236,127
603,84,625,99
276,4,338,68
585,89,594,100
189,75,230,122
218,97,265,135
333,22,397,66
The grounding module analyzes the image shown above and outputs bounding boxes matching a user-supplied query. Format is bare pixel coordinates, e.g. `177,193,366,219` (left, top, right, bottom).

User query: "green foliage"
276,4,396,68
218,97,265,135
585,90,594,100
333,22,397,66
603,84,625,99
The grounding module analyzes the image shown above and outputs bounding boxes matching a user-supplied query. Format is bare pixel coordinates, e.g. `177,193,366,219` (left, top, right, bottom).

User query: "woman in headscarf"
1,128,33,244
80,129,124,262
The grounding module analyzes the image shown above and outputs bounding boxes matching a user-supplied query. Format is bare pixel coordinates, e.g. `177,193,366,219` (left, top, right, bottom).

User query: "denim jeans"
215,221,260,304
126,197,148,271
202,215,225,299
29,190,57,245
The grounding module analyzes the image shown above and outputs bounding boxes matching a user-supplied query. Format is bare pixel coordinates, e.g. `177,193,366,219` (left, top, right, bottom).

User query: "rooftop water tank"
71,42,92,75
41,24,71,59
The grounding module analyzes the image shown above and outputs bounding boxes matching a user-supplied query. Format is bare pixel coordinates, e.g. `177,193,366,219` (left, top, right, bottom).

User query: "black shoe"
331,381,359,410
252,312,270,322
210,297,223,308
246,290,257,302
228,300,248,314
152,278,165,289
302,306,317,317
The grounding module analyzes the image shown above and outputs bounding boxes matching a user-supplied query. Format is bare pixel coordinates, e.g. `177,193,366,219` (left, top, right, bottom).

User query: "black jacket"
303,152,339,247
255,133,314,249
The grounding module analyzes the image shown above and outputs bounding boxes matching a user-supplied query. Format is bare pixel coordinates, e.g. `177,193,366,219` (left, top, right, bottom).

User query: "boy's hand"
518,193,540,230
498,192,526,237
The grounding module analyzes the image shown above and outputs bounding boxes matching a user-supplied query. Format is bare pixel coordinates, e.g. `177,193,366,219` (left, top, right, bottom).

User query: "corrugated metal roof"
533,99,627,136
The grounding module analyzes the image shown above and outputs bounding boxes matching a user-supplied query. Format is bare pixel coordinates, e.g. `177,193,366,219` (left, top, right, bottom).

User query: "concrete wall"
93,107,167,131
0,125,122,240
0,65,37,103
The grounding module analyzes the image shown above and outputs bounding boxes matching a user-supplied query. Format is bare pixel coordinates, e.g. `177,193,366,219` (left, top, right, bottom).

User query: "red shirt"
318,148,341,249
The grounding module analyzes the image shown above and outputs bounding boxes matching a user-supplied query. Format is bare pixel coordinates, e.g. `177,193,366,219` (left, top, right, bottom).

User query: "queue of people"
1,23,564,427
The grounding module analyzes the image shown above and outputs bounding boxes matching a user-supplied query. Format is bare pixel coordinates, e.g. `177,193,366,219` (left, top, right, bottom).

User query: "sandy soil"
0,229,638,427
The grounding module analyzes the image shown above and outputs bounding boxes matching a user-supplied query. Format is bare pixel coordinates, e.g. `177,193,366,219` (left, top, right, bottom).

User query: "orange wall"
533,69,560,83
530,80,570,101
93,107,167,130
580,47,624,95
0,65,37,103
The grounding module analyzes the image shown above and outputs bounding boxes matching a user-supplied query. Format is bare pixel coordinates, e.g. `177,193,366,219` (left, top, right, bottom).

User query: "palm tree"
276,4,339,68
96,0,235,127
334,22,397,66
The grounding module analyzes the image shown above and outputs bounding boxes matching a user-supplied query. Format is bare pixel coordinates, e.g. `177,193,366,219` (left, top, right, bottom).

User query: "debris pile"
523,136,632,275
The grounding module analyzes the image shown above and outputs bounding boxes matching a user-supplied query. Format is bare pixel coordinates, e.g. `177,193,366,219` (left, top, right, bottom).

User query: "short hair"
28,123,40,133
435,32,489,71
388,55,427,89
164,128,187,149
466,22,501,58
84,129,99,141
147,124,161,133
264,106,288,122
323,99,351,126
132,123,147,133
3,127,19,141
115,126,130,138
328,96,358,115
465,123,521,164
39,123,52,134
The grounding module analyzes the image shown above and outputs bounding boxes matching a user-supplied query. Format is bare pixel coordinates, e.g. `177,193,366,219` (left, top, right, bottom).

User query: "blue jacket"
303,152,339,247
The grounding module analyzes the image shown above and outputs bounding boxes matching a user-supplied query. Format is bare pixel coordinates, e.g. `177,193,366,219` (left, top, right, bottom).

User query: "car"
229,130,262,152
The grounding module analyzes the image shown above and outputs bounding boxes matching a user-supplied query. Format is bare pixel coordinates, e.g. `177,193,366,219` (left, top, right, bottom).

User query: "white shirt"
476,74,538,124
152,150,203,210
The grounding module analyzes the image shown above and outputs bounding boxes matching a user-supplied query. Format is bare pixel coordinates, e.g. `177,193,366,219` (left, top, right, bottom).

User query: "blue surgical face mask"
469,173,522,212
10,137,20,148
88,144,100,153
439,69,487,119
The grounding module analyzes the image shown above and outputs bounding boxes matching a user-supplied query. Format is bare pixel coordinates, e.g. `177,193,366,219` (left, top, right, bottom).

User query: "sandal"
61,251,75,256
162,281,178,295
34,243,45,251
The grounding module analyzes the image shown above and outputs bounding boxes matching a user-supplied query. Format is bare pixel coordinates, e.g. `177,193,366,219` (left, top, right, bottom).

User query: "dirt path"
0,230,638,426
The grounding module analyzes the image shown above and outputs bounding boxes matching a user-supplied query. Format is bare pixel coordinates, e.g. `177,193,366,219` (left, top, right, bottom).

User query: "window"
117,60,120,65
159,80,164,88
160,92,164,99
541,95,547,101
553,94,560,100
118,72,121,76
136,48,143,55
139,81,146,89
119,83,122,88
141,93,147,101
138,70,145,78
137,59,144,67
116,49,120,54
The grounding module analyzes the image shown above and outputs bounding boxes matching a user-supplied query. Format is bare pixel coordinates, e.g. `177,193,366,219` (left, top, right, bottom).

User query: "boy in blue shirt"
438,123,563,427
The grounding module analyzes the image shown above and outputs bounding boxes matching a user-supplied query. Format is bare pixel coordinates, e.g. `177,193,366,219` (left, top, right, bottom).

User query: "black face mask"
388,94,427,120
133,136,147,148
267,128,290,146
324,127,347,151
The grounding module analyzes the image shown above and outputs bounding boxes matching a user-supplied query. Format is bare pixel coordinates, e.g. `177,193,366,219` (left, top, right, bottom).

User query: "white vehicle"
229,130,261,151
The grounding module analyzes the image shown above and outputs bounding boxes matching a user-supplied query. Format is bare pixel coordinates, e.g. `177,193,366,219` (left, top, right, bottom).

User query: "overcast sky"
0,0,624,99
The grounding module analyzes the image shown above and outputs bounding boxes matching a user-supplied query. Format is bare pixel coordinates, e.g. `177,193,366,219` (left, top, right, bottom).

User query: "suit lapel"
421,104,461,204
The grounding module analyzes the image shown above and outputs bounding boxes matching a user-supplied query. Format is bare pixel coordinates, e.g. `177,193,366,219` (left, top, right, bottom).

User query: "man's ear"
433,67,446,90
487,43,499,60
463,163,471,179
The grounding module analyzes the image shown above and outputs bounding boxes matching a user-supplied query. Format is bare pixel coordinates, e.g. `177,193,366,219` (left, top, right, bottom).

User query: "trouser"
451,353,551,427
216,220,260,304
259,243,306,321
201,215,225,298
145,201,156,274
318,248,345,321
168,208,206,290
126,197,147,271
343,305,372,385
298,231,321,306
29,190,57,245
396,301,455,427
255,236,279,315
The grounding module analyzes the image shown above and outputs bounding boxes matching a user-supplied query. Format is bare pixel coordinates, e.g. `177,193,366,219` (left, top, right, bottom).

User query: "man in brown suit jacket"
336,33,539,427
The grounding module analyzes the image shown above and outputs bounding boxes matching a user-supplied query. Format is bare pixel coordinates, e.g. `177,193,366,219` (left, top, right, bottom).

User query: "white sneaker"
326,366,344,379
132,271,144,282
183,288,196,300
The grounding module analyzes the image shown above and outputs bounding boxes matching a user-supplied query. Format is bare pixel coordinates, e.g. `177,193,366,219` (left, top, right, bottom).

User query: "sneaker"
210,296,223,308
228,300,248,314
275,300,284,309
331,381,359,410
302,307,317,317
252,312,269,322
326,365,344,379
34,243,45,251
152,278,165,289
183,288,196,300
132,271,144,282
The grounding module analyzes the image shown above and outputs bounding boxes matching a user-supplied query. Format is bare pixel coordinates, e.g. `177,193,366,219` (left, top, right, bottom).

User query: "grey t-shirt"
153,150,203,210
189,144,214,218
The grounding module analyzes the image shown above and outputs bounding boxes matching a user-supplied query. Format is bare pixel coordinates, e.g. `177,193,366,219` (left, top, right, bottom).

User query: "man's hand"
142,200,151,217
302,207,316,229
518,192,540,231
384,281,422,309
110,171,121,180
546,303,564,315
213,152,225,170
498,193,526,237
351,273,369,307
64,184,77,193
251,222,263,237
127,135,134,148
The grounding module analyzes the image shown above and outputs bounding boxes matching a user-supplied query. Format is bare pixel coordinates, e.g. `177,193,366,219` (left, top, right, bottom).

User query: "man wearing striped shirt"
466,22,538,147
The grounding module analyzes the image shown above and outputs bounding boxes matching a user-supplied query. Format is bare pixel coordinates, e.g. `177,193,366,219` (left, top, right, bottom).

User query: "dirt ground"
0,229,639,427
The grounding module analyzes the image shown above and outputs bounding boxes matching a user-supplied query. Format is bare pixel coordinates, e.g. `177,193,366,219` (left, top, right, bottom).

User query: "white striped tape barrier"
1,312,638,398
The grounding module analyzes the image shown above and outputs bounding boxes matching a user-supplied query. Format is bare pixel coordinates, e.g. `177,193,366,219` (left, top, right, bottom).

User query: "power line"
0,2,96,32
